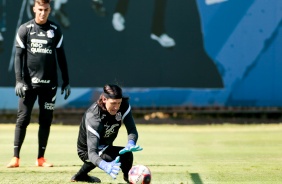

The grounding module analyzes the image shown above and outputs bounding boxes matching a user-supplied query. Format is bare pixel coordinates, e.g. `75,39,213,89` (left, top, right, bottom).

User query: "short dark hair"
34,0,51,6
97,84,123,110
103,84,123,99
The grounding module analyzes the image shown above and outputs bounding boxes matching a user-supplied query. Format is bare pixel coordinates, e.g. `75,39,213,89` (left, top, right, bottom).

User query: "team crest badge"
47,30,54,38
115,112,122,121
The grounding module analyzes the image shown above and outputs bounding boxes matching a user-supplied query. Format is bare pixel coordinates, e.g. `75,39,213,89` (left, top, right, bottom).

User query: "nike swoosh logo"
30,32,36,35
52,87,56,90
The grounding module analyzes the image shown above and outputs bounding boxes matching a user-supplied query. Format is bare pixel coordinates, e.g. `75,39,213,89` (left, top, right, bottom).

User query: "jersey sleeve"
122,100,139,143
55,26,70,85
14,25,27,83
15,24,27,49
85,108,104,166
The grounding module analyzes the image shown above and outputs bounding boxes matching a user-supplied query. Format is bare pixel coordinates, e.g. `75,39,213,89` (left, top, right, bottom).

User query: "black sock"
38,125,50,158
14,126,27,158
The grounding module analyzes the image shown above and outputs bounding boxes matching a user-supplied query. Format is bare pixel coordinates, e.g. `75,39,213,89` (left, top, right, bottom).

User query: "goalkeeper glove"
119,140,143,155
98,156,121,179
15,82,27,98
61,83,71,100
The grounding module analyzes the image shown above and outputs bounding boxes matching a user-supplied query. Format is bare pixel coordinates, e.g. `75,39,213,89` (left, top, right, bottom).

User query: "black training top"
77,98,139,166
15,19,69,88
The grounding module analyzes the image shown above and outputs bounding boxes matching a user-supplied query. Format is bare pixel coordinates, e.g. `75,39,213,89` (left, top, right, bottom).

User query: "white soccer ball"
128,165,151,184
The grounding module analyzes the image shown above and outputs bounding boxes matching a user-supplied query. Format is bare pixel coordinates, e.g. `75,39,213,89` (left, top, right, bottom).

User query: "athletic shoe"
112,13,125,31
71,174,101,183
92,0,106,17
36,157,53,167
7,157,20,168
150,33,176,48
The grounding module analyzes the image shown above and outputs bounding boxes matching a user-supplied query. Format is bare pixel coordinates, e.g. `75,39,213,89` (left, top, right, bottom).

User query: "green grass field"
0,123,282,184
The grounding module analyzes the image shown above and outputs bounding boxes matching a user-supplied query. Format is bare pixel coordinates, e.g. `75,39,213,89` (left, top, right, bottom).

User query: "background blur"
1,0,282,113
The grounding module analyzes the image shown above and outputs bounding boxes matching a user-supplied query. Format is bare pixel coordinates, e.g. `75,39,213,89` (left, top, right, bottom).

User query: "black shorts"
16,86,57,127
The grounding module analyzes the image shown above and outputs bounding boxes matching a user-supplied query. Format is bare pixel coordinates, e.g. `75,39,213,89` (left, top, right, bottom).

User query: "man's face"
33,2,51,24
103,97,122,115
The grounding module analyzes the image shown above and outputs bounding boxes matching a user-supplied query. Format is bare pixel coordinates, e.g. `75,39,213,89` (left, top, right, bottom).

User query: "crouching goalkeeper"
71,84,143,183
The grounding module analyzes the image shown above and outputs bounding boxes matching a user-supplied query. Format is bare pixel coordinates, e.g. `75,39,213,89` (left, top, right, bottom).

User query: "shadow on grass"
190,173,203,184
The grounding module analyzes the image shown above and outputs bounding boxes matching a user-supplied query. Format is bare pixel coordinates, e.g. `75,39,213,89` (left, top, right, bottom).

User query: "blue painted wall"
1,0,282,109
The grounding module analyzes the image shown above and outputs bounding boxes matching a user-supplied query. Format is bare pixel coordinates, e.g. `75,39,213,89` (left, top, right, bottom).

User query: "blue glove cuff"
98,160,107,170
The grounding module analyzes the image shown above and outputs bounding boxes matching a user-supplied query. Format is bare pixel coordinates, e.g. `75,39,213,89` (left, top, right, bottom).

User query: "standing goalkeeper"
71,84,142,183
7,0,71,168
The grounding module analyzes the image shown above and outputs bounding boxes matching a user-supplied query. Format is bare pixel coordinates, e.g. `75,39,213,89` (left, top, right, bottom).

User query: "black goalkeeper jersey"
77,98,139,166
15,19,69,87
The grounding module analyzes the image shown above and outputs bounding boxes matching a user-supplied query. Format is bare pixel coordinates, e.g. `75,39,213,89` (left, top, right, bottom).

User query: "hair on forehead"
34,0,51,5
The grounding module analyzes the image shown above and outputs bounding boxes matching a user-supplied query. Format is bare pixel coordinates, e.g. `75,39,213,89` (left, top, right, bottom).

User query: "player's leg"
71,149,101,182
7,88,37,168
71,161,101,182
36,87,57,167
150,0,175,48
102,146,133,183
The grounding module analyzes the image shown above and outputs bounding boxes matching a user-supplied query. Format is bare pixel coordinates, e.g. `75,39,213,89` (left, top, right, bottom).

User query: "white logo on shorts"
32,77,50,84
44,102,55,110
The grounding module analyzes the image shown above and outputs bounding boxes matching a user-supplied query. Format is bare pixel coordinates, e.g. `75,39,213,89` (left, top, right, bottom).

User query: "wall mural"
1,0,282,109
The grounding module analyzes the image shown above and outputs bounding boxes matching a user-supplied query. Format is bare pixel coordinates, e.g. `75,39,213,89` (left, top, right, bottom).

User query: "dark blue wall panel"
1,0,282,109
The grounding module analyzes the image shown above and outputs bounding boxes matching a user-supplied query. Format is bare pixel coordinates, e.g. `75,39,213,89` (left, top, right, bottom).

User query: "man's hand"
119,140,143,155
61,83,71,100
15,82,27,98
98,156,121,179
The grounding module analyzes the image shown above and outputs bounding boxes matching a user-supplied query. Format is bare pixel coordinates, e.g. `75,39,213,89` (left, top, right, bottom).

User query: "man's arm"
14,47,25,83
119,101,143,154
85,111,103,166
123,109,138,142
55,33,70,99
14,47,28,98
15,25,27,84
122,102,138,142
14,27,28,98
56,46,69,85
